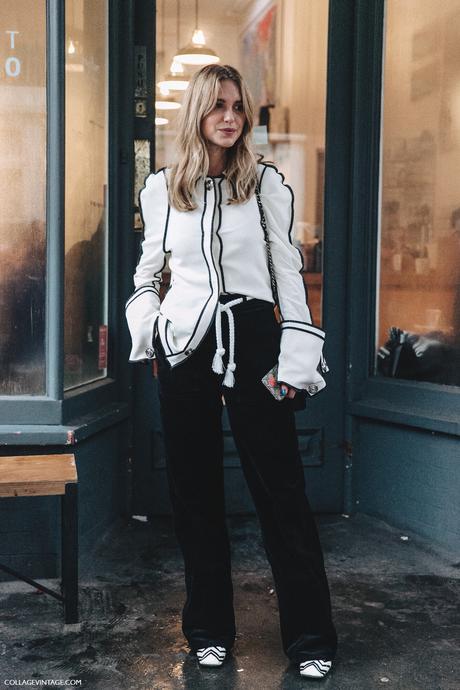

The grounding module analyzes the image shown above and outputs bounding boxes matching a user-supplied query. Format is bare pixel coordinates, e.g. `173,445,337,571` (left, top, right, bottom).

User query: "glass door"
131,0,353,515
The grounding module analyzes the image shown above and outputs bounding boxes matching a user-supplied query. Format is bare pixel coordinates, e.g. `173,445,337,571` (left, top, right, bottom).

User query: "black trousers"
154,294,338,664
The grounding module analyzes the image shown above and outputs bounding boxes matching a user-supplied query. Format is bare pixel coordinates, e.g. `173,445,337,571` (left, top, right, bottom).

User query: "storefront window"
64,0,109,390
0,1,47,395
376,0,460,386
151,0,329,326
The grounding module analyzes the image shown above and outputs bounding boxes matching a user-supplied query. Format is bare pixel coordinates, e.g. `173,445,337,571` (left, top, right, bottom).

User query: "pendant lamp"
158,0,189,91
155,95,181,111
155,83,181,110
155,0,181,112
173,0,219,66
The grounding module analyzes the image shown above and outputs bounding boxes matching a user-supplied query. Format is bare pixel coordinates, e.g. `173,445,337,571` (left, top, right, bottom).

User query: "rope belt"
211,295,254,387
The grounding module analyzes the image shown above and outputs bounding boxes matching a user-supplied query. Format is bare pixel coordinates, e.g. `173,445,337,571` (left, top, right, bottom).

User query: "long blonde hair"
168,64,261,212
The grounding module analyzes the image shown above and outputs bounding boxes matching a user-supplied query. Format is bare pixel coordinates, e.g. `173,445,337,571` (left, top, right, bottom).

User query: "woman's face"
201,79,246,153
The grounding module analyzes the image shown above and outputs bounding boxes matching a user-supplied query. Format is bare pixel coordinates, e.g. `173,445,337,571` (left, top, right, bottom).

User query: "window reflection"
151,0,329,327
376,0,460,386
134,139,151,231
0,1,46,395
64,0,109,390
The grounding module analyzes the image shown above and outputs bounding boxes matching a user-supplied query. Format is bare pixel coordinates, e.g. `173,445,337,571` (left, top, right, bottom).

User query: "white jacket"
125,161,329,396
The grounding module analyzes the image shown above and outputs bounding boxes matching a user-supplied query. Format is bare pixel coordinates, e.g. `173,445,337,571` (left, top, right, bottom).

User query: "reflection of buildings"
0,81,47,394
379,124,460,362
0,220,46,395
64,215,105,387
377,4,460,375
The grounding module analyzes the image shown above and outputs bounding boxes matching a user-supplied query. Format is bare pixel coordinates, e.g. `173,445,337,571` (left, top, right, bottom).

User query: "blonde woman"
126,64,337,679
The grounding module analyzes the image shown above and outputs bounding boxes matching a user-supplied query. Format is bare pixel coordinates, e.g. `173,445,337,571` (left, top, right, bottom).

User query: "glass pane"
64,0,109,390
154,0,329,327
134,139,151,231
375,0,460,386
0,1,46,395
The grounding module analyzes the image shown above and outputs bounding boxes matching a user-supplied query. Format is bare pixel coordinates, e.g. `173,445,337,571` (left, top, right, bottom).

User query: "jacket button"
185,349,193,356
145,347,155,359
205,179,213,191
308,383,319,394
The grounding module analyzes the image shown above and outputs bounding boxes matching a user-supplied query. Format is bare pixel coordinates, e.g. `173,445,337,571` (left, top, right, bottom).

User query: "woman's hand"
280,383,297,399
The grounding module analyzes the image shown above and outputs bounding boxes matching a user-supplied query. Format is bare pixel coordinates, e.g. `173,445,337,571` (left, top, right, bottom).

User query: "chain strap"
255,179,329,374
255,181,282,322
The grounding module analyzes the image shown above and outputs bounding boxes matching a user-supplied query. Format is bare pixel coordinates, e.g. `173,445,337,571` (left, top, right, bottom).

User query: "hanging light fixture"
65,4,83,72
158,62,189,92
155,94,181,110
173,0,219,66
155,0,181,112
158,0,190,91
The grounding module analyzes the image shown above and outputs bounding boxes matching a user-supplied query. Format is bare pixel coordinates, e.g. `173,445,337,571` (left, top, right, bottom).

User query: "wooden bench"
0,454,79,623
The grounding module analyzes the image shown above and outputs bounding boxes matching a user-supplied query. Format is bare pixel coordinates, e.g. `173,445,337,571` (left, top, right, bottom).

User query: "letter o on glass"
5,56,21,77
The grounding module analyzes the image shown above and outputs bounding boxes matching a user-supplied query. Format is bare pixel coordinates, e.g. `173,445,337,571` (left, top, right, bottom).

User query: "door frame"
128,0,358,515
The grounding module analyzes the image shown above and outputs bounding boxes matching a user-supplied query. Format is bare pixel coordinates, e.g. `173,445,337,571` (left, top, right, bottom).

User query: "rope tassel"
223,363,236,387
212,347,226,374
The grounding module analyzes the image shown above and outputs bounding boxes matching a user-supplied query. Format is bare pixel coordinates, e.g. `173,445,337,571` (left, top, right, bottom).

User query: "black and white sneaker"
299,659,332,678
196,646,227,667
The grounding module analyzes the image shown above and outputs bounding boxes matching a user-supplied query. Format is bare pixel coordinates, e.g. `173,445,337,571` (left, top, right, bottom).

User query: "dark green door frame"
130,0,361,515
130,0,160,517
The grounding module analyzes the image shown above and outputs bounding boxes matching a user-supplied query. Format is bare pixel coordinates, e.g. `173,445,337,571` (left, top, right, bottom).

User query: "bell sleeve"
259,164,330,396
125,169,168,362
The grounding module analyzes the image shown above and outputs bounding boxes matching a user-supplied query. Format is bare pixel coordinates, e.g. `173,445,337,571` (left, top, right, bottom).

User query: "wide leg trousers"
154,295,338,664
